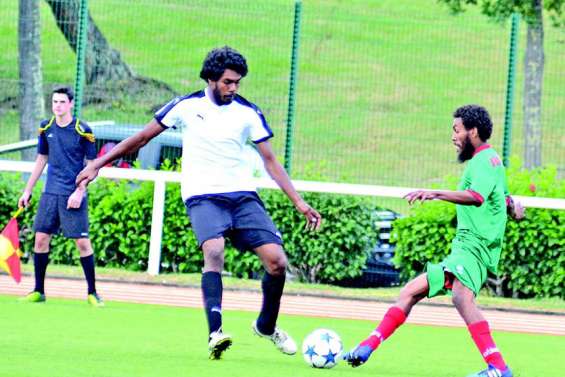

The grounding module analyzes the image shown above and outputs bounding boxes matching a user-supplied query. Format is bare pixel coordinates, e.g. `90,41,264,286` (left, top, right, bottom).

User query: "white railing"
1,160,564,275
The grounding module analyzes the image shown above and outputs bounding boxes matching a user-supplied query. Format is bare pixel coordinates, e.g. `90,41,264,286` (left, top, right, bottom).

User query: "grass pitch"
2,294,563,377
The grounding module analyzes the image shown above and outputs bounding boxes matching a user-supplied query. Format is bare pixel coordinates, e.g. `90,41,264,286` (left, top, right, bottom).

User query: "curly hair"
453,104,493,142
200,46,248,82
52,85,74,101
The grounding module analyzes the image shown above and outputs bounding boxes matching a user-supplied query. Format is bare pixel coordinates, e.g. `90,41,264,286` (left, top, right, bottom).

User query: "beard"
212,87,233,105
457,136,475,163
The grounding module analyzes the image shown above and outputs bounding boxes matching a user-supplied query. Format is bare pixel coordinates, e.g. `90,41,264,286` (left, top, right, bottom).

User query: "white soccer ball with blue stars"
302,328,343,368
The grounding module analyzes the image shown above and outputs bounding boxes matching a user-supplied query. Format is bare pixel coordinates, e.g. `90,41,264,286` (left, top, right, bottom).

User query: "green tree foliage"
438,0,564,26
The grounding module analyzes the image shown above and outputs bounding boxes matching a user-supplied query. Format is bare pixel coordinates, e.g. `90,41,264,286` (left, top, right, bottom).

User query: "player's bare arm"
404,190,481,206
18,154,48,208
256,141,322,231
76,119,165,186
506,196,525,220
67,163,91,209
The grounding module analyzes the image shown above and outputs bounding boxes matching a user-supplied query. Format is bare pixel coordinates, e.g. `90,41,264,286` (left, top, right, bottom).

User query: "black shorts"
33,192,89,239
185,191,283,251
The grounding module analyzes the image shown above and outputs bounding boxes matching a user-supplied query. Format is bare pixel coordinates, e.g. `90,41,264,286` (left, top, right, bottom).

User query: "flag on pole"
0,207,24,283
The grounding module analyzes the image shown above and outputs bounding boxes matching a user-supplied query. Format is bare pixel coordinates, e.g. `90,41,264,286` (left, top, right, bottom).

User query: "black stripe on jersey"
154,90,205,128
233,95,274,143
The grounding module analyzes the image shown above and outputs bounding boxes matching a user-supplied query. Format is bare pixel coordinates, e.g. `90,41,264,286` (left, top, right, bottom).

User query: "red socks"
468,321,507,371
360,306,407,350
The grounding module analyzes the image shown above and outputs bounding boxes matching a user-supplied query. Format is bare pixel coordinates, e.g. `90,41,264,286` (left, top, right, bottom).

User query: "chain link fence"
1,0,563,187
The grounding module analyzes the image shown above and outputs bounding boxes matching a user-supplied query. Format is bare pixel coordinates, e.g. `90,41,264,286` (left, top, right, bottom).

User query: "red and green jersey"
456,145,509,273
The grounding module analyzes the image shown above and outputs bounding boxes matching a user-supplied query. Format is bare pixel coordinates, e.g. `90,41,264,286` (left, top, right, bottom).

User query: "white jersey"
154,89,273,201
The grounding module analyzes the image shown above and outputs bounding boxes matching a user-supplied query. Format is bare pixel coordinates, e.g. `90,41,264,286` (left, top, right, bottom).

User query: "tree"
18,0,44,161
44,0,176,105
438,0,564,168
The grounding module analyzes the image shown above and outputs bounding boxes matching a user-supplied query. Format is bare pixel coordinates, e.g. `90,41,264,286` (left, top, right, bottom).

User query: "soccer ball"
302,328,343,369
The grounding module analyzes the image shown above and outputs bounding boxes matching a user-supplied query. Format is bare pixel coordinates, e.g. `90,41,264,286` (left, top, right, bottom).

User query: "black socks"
33,252,50,294
202,271,223,335
80,254,97,294
256,272,286,335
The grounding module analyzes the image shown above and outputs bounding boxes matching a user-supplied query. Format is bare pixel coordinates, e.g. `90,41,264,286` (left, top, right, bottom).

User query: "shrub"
1,172,379,283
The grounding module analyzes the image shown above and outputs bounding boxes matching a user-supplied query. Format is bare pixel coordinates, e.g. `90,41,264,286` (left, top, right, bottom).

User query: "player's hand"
296,201,322,231
76,164,100,187
508,197,525,221
404,190,438,205
67,183,86,209
18,190,32,208
67,188,84,209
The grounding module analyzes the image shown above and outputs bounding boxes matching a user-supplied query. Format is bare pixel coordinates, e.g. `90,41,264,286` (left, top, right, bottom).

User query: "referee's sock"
256,271,286,335
360,306,407,350
80,254,97,294
202,271,223,337
33,252,50,294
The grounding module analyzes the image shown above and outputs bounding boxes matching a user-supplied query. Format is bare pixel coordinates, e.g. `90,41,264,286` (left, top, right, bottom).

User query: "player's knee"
398,285,415,301
75,239,93,255
266,254,287,276
204,248,224,269
34,234,50,252
451,290,472,309
451,281,475,309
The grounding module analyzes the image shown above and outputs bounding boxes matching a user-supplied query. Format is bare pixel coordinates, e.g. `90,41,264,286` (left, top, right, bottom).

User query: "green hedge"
0,173,380,284
392,162,565,298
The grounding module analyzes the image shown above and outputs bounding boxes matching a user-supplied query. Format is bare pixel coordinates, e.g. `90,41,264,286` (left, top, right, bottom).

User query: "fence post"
147,179,166,275
73,0,88,118
502,13,520,167
284,0,302,174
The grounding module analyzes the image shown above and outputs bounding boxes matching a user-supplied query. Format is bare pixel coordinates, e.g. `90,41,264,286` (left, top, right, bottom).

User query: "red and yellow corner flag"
0,207,24,284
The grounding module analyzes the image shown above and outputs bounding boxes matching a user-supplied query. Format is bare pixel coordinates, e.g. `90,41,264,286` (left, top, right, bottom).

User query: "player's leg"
185,196,233,359
75,238,103,306
344,273,429,367
20,232,51,302
201,237,226,334
250,242,297,355
452,279,513,377
201,237,232,359
21,193,58,302
228,192,295,354
60,194,103,306
253,242,287,335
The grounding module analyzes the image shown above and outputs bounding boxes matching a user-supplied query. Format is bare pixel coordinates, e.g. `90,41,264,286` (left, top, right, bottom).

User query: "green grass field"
0,0,563,186
2,294,563,377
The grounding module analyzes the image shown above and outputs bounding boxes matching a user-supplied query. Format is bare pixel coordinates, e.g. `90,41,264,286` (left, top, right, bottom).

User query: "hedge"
0,172,380,284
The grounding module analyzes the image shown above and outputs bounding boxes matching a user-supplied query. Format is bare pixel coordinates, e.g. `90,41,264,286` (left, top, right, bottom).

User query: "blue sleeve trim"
234,95,274,141
154,90,205,127
253,135,273,144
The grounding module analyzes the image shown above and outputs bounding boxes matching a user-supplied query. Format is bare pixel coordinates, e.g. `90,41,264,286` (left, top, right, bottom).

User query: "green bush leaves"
392,163,564,298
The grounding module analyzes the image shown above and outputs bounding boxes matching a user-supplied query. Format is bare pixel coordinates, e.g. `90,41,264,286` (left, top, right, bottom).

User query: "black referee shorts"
33,192,90,238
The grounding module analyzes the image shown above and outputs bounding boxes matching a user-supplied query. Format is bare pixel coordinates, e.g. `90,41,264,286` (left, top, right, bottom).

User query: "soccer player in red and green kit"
343,105,524,377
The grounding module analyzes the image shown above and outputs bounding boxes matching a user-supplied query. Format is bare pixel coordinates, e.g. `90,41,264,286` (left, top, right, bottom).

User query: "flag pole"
12,207,24,219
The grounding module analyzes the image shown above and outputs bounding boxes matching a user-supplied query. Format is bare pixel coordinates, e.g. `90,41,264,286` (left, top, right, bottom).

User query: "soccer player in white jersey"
76,46,322,360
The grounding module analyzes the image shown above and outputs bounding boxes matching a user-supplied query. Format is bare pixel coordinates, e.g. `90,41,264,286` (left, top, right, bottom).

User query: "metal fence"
1,0,563,187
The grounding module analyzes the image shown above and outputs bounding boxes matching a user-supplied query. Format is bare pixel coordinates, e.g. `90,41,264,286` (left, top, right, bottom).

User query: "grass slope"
0,0,563,186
